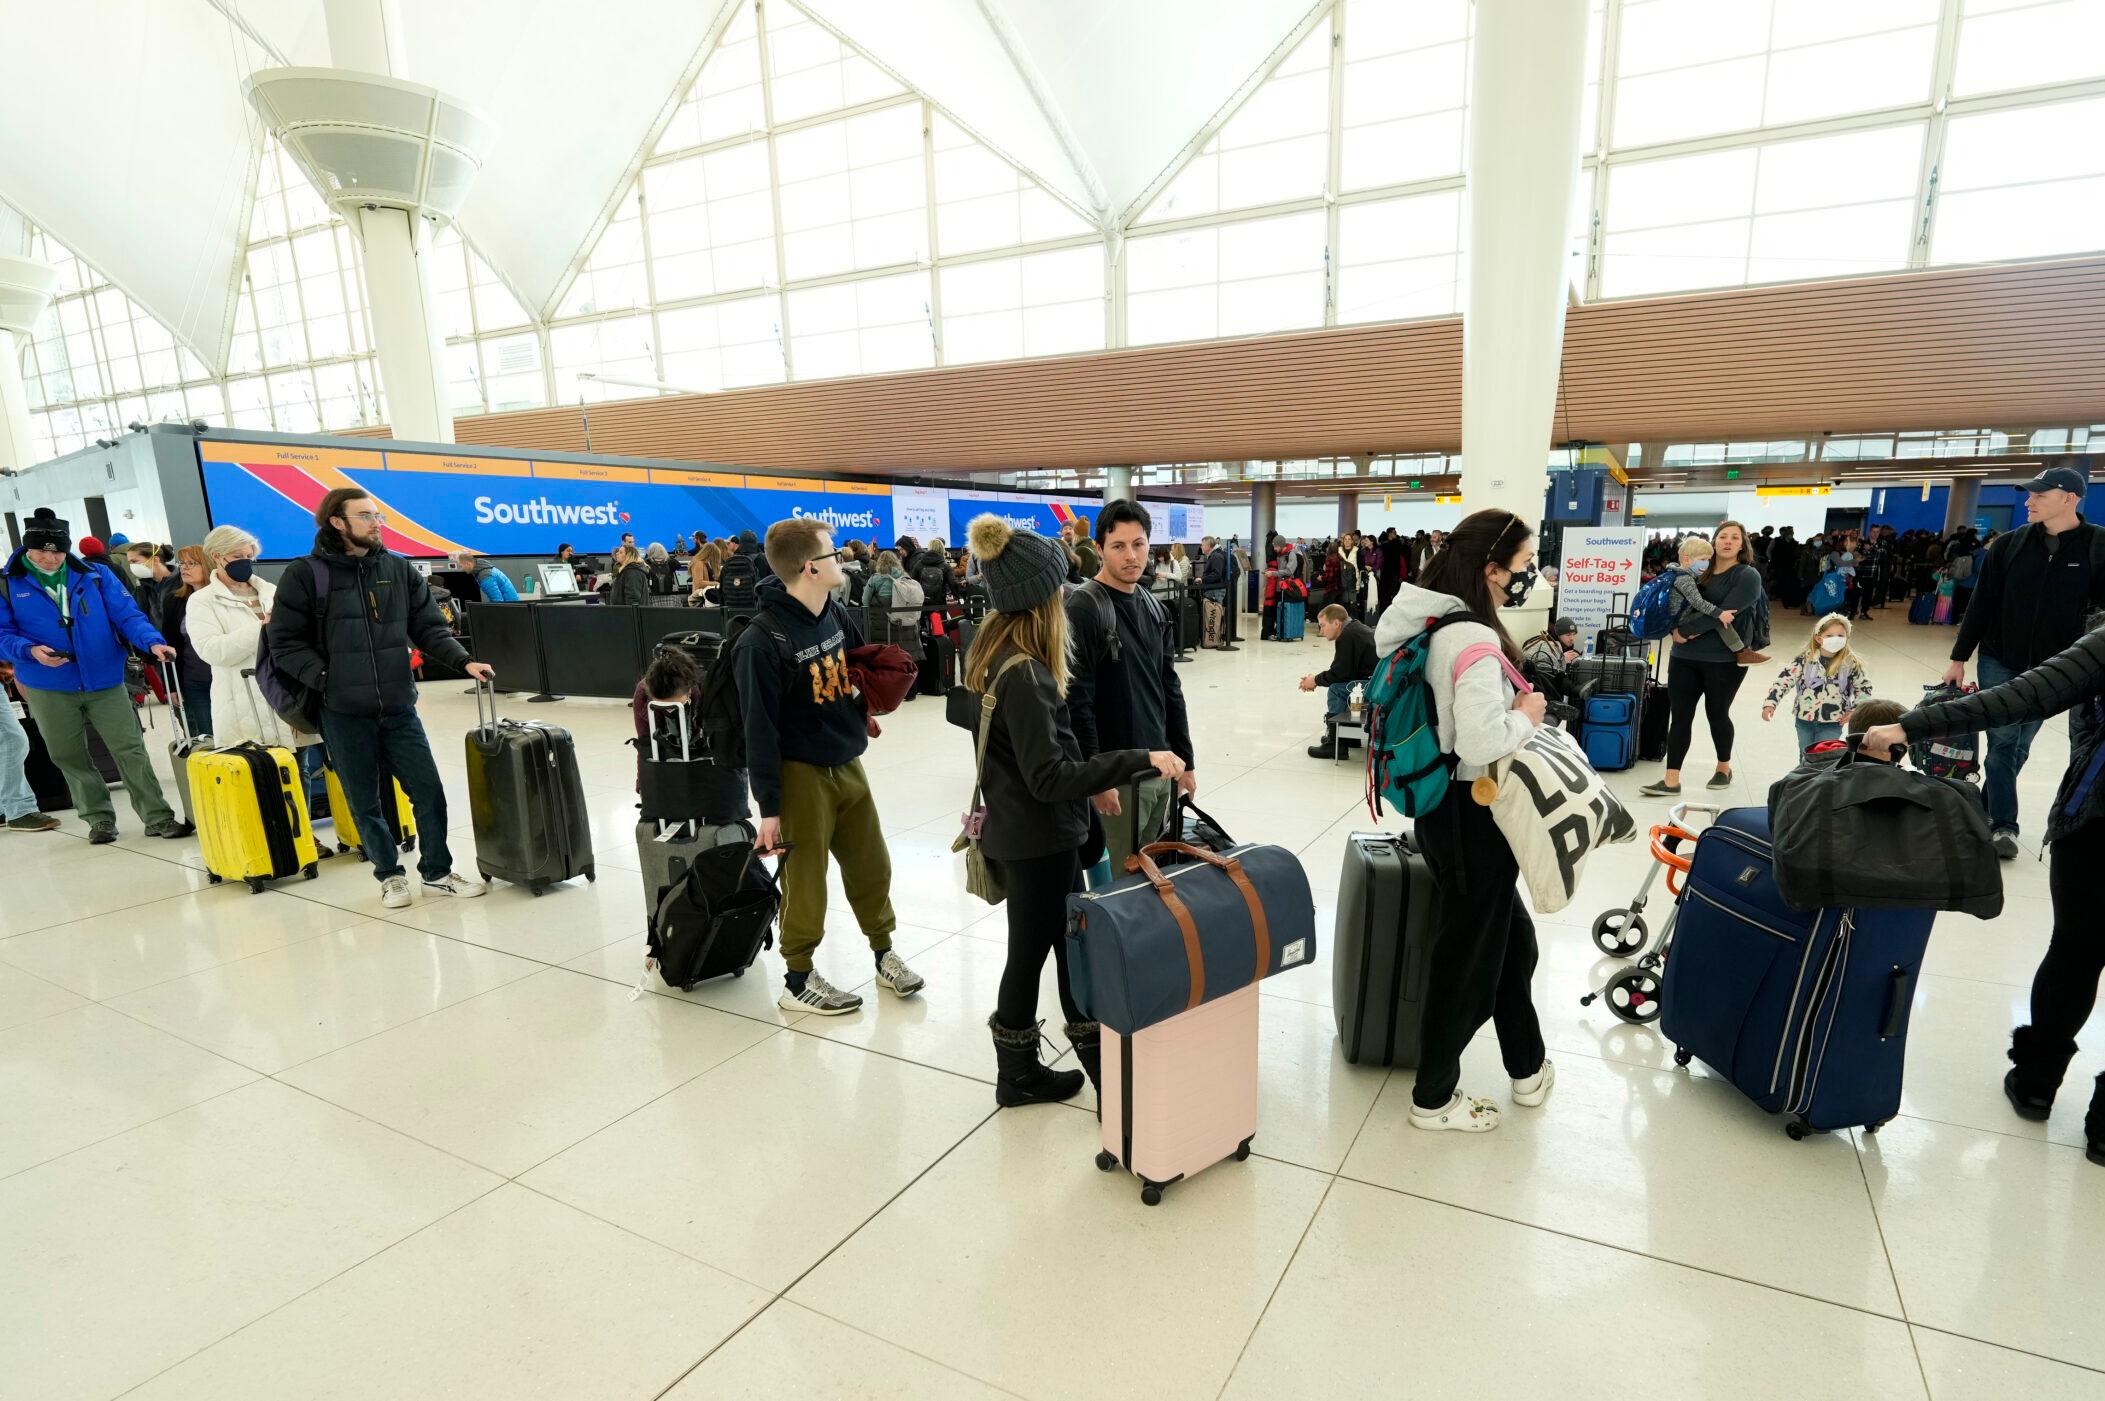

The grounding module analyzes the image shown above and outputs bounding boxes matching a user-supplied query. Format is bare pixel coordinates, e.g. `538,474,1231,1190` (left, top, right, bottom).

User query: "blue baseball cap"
106,532,130,547
2022,465,2087,496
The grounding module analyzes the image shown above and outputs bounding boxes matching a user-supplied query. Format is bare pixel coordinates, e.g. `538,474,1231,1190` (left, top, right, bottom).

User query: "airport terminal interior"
4,1,2105,1398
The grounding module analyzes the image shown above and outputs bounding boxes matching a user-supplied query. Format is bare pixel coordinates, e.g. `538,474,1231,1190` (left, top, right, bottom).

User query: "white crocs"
1512,1058,1555,1108
1409,1093,1501,1133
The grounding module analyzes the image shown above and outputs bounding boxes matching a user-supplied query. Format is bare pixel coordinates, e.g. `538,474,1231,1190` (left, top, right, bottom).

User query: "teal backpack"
1363,616,1466,819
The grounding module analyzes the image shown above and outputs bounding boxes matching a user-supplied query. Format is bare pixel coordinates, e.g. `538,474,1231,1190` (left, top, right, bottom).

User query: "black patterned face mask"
1500,565,1538,608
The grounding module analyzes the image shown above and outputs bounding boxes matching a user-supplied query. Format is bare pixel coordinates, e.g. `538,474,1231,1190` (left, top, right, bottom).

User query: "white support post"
355,206,453,443
1103,465,1134,504
0,329,36,474
1463,0,1590,643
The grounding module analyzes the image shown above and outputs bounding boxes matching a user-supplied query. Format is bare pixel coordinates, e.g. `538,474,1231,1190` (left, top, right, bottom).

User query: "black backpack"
696,612,798,768
718,553,759,612
913,552,950,601
1073,578,1164,664
648,828,783,990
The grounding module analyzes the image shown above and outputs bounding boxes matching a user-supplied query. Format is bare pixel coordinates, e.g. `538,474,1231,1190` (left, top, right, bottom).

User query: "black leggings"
2039,819,2105,1066
1410,785,1545,1109
995,848,1087,1028
1666,656,1748,770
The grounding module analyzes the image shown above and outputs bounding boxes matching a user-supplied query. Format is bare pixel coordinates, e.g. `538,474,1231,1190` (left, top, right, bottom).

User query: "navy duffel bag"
1066,840,1317,1034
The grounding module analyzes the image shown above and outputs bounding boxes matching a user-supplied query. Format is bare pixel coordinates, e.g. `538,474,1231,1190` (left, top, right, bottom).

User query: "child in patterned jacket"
1761,612,1875,753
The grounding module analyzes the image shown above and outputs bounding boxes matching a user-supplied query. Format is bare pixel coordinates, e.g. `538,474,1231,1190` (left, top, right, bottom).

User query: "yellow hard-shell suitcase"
190,741,320,892
323,762,417,860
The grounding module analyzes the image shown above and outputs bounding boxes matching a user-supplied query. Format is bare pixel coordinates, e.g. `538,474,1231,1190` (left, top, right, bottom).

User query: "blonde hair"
764,516,831,578
201,524,261,566
1802,612,1858,672
1170,543,1187,562
1678,537,1713,565
874,549,902,576
964,589,1071,698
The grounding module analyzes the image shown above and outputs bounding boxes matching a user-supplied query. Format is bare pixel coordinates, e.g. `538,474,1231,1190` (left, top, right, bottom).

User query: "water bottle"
522,572,537,597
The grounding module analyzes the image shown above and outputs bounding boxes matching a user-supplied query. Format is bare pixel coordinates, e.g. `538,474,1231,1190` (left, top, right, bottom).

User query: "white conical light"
243,67,497,224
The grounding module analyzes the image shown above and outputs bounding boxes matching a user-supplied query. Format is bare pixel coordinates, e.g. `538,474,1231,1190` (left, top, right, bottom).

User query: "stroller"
1578,801,1719,1025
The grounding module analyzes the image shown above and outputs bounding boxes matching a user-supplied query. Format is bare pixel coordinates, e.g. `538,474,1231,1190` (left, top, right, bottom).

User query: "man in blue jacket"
0,508,188,843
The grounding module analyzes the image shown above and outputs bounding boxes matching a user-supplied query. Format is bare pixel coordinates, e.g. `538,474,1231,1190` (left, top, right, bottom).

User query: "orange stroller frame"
1579,802,1719,1025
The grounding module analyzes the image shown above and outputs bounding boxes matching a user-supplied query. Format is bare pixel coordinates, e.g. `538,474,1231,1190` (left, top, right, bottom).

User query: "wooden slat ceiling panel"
349,257,2105,472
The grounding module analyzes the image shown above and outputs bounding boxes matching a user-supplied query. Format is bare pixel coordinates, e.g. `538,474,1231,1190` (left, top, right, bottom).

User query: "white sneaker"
875,949,925,997
423,872,488,899
380,875,413,910
1409,1093,1501,1133
1512,1059,1556,1108
778,972,863,1016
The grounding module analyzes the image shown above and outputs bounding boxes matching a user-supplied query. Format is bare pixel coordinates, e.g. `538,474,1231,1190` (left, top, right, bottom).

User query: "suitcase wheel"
1673,1046,1693,1068
1785,1118,1813,1141
529,883,545,897
246,877,266,894
584,866,597,883
208,873,223,885
1590,910,1648,957
1863,1119,1889,1135
302,863,318,880
1604,968,1663,1025
402,836,416,853
1233,1137,1252,1162
730,967,743,978
1140,1182,1164,1207
1094,1150,1117,1173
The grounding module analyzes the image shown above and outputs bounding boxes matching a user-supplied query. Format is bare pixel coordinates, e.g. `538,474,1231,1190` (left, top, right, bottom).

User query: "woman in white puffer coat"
1371,508,1554,1135
184,526,326,805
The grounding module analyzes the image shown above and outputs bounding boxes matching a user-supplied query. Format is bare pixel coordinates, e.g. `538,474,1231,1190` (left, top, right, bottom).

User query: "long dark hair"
1418,508,1530,664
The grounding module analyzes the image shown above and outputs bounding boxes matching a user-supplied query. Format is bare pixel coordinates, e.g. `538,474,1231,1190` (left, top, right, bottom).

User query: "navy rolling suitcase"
1908,592,1936,625
1660,806,1930,1139
1578,692,1637,771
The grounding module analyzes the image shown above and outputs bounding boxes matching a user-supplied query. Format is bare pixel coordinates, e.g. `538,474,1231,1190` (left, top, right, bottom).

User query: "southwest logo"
619,512,631,523
473,495,625,526
792,504,881,531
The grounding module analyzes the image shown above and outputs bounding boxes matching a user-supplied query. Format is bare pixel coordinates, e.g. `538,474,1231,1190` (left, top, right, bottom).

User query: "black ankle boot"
1065,1020,1102,1116
2086,1073,2105,1167
988,1014,1085,1107
2006,1025,2077,1121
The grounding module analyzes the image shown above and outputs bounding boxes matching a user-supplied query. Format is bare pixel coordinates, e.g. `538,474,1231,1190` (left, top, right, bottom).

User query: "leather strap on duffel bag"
1067,839,1315,1034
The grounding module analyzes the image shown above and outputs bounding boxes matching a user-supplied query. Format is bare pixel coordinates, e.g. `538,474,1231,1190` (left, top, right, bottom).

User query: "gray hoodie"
1373,582,1538,780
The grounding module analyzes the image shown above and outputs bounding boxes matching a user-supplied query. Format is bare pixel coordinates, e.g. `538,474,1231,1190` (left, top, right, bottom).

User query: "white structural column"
1461,0,1590,527
0,254,59,475
1250,480,1277,616
1942,478,1983,536
354,205,453,443
1103,465,1134,503
322,0,406,76
1463,0,1589,641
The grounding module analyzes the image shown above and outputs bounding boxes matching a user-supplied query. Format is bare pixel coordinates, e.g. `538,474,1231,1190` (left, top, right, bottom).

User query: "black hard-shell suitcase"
1332,831,1439,1066
1568,655,1647,697
917,635,955,698
464,678,595,895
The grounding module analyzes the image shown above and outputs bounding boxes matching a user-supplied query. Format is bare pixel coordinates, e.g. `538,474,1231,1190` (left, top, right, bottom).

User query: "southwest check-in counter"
465,598,721,699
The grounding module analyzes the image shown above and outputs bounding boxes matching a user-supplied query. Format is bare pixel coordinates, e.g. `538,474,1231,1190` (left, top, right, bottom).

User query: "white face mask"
1821,635,1847,655
130,562,155,579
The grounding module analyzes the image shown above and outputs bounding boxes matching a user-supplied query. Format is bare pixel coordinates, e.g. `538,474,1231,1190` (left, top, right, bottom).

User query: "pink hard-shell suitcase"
1094,982,1259,1205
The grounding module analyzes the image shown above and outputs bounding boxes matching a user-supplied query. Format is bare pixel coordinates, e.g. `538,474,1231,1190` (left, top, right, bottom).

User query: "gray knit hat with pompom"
968,514,1069,614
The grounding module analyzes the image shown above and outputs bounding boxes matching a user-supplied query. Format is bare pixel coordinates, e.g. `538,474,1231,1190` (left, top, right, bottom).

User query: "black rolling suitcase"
464,678,595,895
638,818,784,990
1638,649,1670,762
917,633,956,698
1332,831,1439,1066
1567,655,1647,697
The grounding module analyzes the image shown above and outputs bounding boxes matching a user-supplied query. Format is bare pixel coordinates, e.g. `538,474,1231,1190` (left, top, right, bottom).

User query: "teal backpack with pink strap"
1364,618,1529,818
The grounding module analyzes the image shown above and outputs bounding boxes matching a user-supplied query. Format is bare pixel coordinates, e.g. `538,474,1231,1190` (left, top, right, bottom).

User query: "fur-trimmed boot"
1065,1020,1103,1115
2005,1024,2077,1121
989,1014,1085,1107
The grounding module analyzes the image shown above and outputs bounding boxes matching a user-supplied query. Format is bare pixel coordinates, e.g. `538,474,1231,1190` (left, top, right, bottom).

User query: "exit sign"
1725,469,1741,479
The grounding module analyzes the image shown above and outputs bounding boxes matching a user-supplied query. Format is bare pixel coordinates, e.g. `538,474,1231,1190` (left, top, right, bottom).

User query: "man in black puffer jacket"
267,488,493,910
1863,629,2105,1170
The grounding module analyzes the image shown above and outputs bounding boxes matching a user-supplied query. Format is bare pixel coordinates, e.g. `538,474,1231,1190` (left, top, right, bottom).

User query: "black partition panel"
463,603,544,694
638,605,722,657
539,604,647,698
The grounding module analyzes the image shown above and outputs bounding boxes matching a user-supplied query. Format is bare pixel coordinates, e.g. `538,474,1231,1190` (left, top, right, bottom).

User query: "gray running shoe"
779,972,863,1016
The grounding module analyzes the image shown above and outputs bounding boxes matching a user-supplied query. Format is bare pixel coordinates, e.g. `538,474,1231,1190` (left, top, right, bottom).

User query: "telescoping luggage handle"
1123,837,1271,1014
159,657,193,747
474,673,502,741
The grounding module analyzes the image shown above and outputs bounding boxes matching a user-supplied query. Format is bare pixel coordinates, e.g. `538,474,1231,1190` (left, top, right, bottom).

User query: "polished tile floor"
4,607,2101,1400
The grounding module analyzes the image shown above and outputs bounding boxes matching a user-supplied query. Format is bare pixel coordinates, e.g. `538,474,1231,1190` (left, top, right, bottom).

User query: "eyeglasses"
345,511,388,525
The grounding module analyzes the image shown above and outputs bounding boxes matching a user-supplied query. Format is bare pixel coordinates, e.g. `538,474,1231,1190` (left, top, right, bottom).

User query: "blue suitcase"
1908,592,1936,625
1660,806,1930,1138
1578,692,1636,771
1278,598,1305,640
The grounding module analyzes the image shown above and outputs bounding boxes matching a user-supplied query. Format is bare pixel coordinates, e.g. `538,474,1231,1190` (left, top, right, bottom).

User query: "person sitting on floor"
1303,603,1377,758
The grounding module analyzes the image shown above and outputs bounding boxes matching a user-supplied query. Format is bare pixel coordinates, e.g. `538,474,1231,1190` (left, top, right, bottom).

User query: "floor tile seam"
1907,1322,2105,1381
0,877,230,939
502,1176,783,1299
1850,1125,1931,1396
68,908,383,1008
548,958,816,1035
645,1294,788,1401
263,1074,518,1185
0,979,95,1032
105,1177,511,1401
782,1016,1004,1090
501,1026,791,1183
1878,1104,2097,1153
1213,1171,1345,1401
1332,1167,1912,1323
0,1074,261,1186
772,1296,1046,1401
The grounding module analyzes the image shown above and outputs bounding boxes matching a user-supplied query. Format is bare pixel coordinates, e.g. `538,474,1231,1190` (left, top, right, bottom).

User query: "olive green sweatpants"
775,757,897,972
19,684,174,831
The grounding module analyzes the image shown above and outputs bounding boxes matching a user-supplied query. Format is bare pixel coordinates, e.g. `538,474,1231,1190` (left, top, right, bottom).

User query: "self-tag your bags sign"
1473,724,1638,914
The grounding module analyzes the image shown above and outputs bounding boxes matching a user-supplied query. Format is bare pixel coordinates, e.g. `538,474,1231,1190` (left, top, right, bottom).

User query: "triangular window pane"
1138,19,1332,225
764,1,904,126
656,1,766,156
931,113,1093,256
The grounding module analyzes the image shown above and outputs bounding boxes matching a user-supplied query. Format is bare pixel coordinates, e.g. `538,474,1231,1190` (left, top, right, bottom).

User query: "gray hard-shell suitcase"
160,659,208,827
465,678,595,895
1333,831,1439,1066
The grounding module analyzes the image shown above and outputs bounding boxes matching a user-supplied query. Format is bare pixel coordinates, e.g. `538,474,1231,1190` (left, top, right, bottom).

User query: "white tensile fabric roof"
0,0,1320,371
